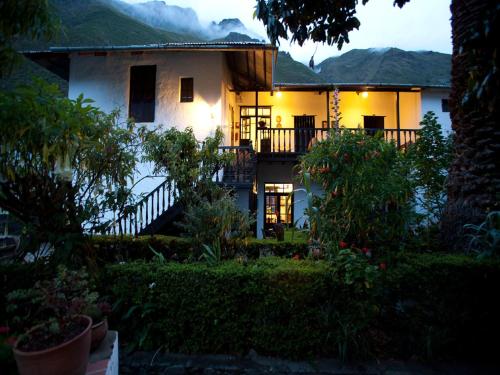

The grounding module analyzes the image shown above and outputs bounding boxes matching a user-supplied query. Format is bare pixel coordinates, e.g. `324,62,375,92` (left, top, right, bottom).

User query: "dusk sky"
123,0,452,64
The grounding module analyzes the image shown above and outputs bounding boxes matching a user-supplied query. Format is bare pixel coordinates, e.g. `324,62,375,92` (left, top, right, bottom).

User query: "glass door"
264,183,293,231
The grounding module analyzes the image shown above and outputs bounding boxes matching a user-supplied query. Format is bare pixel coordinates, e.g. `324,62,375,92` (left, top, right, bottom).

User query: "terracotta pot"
90,317,108,352
13,315,92,375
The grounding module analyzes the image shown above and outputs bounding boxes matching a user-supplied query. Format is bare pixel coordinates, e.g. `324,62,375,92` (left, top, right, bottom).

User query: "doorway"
264,183,293,231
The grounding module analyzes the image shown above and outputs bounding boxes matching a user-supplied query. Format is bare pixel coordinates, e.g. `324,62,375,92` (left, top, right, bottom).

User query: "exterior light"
276,90,282,98
361,91,369,98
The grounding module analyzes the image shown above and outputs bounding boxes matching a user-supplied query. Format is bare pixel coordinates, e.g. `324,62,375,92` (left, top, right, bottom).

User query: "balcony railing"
214,145,256,186
254,128,419,154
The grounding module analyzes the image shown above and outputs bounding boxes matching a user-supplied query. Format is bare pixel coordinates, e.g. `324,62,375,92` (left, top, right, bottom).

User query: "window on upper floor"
129,65,156,122
180,77,194,102
441,98,450,112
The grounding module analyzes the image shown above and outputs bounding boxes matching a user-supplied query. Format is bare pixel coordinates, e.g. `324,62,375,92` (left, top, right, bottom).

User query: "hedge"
2,253,499,361
89,235,308,264
103,254,500,360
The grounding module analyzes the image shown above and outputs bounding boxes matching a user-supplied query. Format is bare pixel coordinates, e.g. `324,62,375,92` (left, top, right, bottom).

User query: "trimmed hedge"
104,254,500,360
89,235,308,264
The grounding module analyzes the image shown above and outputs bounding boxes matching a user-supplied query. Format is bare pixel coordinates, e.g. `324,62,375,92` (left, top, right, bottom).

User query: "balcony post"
255,89,259,151
396,91,401,147
326,89,330,129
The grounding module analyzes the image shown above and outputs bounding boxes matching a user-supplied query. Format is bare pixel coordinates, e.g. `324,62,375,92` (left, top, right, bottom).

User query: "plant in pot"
6,267,96,375
84,301,112,352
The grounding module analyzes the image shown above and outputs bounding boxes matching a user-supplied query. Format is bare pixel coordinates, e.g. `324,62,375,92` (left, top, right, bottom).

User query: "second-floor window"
180,77,194,102
129,65,156,122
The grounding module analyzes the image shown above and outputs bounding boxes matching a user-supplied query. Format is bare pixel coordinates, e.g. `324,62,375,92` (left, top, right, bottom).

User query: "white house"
26,42,451,238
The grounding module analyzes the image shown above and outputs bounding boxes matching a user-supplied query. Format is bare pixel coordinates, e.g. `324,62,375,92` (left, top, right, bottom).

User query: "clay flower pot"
13,315,92,375
90,317,108,352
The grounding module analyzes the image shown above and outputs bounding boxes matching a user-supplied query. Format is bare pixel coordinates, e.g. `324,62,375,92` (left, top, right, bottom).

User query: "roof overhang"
272,82,450,92
22,42,277,91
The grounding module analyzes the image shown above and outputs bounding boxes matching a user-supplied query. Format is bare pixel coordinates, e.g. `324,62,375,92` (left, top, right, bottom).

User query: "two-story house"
26,42,451,238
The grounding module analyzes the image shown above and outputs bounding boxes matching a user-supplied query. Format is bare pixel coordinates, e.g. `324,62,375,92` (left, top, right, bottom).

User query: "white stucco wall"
69,51,228,140
421,88,452,134
68,50,232,197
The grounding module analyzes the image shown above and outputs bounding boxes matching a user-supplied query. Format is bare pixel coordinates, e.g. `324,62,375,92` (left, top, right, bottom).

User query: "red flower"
379,263,387,270
292,254,300,260
339,241,348,249
343,153,350,162
0,326,9,335
361,247,369,254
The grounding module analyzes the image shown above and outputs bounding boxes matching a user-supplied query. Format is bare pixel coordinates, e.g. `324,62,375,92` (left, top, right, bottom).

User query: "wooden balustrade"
255,127,419,154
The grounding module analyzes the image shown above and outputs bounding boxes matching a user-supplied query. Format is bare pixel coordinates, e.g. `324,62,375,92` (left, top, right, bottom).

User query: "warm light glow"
361,91,369,98
276,90,283,98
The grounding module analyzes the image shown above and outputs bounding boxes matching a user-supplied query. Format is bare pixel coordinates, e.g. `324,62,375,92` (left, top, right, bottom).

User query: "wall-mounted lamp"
276,89,283,98
357,91,369,98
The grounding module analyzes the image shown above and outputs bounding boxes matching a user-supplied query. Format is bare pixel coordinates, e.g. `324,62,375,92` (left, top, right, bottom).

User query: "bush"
102,254,500,360
299,130,413,252
177,191,255,258
407,111,453,226
88,235,308,264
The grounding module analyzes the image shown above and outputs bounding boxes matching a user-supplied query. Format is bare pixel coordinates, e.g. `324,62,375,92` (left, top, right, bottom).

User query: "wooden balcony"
215,145,256,187
253,128,419,157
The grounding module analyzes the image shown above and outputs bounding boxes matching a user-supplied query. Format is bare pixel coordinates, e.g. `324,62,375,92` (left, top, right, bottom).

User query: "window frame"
128,65,156,123
180,77,194,103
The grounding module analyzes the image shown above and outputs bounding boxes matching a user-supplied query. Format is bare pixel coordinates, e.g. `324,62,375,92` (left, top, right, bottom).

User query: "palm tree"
441,0,499,248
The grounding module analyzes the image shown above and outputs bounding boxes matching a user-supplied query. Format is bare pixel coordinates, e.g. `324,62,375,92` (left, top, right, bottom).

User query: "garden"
1,80,499,374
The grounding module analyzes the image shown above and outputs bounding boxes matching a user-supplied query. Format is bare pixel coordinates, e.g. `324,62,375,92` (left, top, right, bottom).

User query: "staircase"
104,179,179,236
103,145,256,236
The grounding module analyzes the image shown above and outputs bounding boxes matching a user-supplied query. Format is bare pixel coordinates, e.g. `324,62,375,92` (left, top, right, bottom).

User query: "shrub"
102,254,500,360
177,191,255,258
0,80,141,260
299,130,413,252
88,235,308,264
407,111,453,226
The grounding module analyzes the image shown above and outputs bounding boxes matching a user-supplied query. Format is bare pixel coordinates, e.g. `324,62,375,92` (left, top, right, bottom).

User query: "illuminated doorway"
264,183,293,231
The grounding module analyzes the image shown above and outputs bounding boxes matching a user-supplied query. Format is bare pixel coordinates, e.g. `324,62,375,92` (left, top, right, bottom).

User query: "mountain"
317,48,451,86
0,56,68,94
211,32,261,43
15,0,196,51
107,0,204,40
274,52,322,84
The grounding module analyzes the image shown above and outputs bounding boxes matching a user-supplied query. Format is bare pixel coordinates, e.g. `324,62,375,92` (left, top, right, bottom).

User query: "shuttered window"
129,65,156,122
180,77,194,102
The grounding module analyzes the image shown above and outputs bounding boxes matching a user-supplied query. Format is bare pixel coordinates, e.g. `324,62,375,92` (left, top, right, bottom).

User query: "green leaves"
255,0,410,48
0,79,141,250
407,111,453,226
299,130,413,250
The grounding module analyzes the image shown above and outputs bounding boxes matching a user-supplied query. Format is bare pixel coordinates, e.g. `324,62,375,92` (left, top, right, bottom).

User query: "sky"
123,0,452,65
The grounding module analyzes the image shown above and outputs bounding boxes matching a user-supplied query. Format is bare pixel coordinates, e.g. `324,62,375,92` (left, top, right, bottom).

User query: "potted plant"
6,267,96,375
86,301,112,351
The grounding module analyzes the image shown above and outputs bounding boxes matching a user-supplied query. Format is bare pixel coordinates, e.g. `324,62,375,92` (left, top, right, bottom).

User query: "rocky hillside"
3,0,451,90
317,48,451,86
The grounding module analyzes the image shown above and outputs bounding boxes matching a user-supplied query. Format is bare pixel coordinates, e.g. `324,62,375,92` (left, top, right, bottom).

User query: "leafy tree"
0,80,140,259
408,111,453,225
0,0,57,76
142,127,233,205
255,0,500,250
299,131,413,253
255,0,409,48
